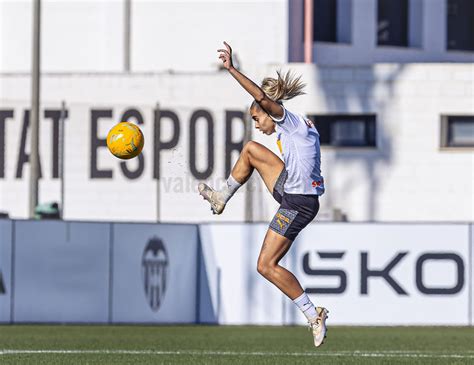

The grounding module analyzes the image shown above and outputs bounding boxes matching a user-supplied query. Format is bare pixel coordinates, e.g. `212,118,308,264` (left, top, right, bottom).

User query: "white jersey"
272,107,325,195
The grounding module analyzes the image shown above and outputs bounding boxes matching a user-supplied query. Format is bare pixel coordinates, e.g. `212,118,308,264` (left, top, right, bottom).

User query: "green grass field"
0,325,473,365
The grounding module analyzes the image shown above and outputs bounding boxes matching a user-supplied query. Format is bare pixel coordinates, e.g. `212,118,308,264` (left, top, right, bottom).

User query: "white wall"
0,0,288,73
0,0,125,72
0,63,472,223
0,70,256,222
2,0,473,73
282,63,474,222
132,0,288,72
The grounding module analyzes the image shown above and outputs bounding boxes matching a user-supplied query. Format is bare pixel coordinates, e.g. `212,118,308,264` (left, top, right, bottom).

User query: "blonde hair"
260,70,306,102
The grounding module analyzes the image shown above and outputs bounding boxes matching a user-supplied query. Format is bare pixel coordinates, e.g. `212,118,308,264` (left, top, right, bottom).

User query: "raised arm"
218,41,284,120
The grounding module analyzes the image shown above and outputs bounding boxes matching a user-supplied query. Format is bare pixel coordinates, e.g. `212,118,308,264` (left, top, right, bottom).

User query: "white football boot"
309,307,329,347
198,183,226,215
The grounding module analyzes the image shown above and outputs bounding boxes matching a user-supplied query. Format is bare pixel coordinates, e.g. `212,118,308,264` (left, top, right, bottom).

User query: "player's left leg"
256,229,302,298
257,228,328,347
198,141,283,214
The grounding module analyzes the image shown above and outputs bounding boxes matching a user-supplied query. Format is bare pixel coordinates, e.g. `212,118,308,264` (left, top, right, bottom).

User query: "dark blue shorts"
269,169,320,241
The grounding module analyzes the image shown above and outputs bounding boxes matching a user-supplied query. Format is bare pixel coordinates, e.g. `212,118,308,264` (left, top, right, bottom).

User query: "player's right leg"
199,141,284,214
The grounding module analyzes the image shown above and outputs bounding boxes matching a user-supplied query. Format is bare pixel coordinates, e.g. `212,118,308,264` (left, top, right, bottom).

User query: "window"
441,115,474,148
447,0,474,51
377,0,409,47
311,0,352,44
308,115,376,147
313,0,337,42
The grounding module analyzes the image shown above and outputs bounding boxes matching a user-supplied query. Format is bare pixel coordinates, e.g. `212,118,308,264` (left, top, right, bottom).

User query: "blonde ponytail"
260,70,306,102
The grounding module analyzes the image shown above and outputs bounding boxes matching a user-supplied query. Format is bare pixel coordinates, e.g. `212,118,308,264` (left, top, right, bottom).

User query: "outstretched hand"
217,41,233,70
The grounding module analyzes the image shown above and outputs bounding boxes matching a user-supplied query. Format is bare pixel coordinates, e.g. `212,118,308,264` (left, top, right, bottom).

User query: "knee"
243,141,260,157
257,259,274,279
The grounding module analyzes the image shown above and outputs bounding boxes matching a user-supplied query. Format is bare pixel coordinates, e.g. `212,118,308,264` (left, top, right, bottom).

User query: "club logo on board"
141,237,169,312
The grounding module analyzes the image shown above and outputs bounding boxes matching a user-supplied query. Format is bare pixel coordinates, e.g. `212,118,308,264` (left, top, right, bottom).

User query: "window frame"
308,114,377,148
440,115,474,149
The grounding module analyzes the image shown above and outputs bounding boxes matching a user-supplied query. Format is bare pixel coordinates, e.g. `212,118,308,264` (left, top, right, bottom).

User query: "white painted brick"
373,65,404,82
397,66,428,81
440,83,467,97
393,82,418,97
426,66,454,81
323,97,352,112
319,68,354,81
368,83,392,99
353,68,375,81
329,68,354,81
452,68,474,81
465,84,474,97
2,64,473,223
415,82,441,97
438,99,474,112
318,69,334,81
319,83,346,96
345,82,372,96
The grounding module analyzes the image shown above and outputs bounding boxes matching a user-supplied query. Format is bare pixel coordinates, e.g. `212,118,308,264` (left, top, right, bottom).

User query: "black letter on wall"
0,110,14,178
44,109,69,179
90,109,113,178
154,110,180,180
225,110,246,177
16,110,43,179
189,110,214,180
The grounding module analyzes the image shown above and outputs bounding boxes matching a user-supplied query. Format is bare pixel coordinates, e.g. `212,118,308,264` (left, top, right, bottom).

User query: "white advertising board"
200,223,471,326
2,220,472,325
13,221,110,323
471,223,473,326
111,223,199,323
291,224,470,325
199,224,287,325
0,220,12,322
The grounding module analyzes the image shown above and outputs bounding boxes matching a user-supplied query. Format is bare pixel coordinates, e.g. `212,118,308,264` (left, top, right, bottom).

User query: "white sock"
220,175,242,203
293,292,318,321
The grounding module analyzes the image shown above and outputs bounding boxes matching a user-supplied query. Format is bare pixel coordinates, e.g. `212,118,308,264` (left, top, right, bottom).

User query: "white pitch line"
0,350,474,359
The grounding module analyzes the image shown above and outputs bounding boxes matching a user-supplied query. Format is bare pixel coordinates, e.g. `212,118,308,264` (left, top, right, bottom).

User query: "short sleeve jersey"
272,107,325,195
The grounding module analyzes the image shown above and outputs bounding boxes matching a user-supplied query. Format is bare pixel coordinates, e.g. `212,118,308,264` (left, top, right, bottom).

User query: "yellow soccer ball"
106,122,144,159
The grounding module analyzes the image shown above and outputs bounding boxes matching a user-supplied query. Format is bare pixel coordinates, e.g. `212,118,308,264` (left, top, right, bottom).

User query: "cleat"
308,307,329,348
199,183,226,215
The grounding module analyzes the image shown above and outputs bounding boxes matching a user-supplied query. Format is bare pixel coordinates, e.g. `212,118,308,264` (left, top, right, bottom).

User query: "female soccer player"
198,42,328,347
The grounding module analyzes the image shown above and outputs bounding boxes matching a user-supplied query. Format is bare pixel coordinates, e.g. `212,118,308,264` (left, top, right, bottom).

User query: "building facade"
0,0,472,222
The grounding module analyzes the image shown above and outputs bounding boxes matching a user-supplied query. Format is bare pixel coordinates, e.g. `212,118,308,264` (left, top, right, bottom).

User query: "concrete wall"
0,0,288,73
0,63,472,223
1,0,473,74
286,63,474,222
